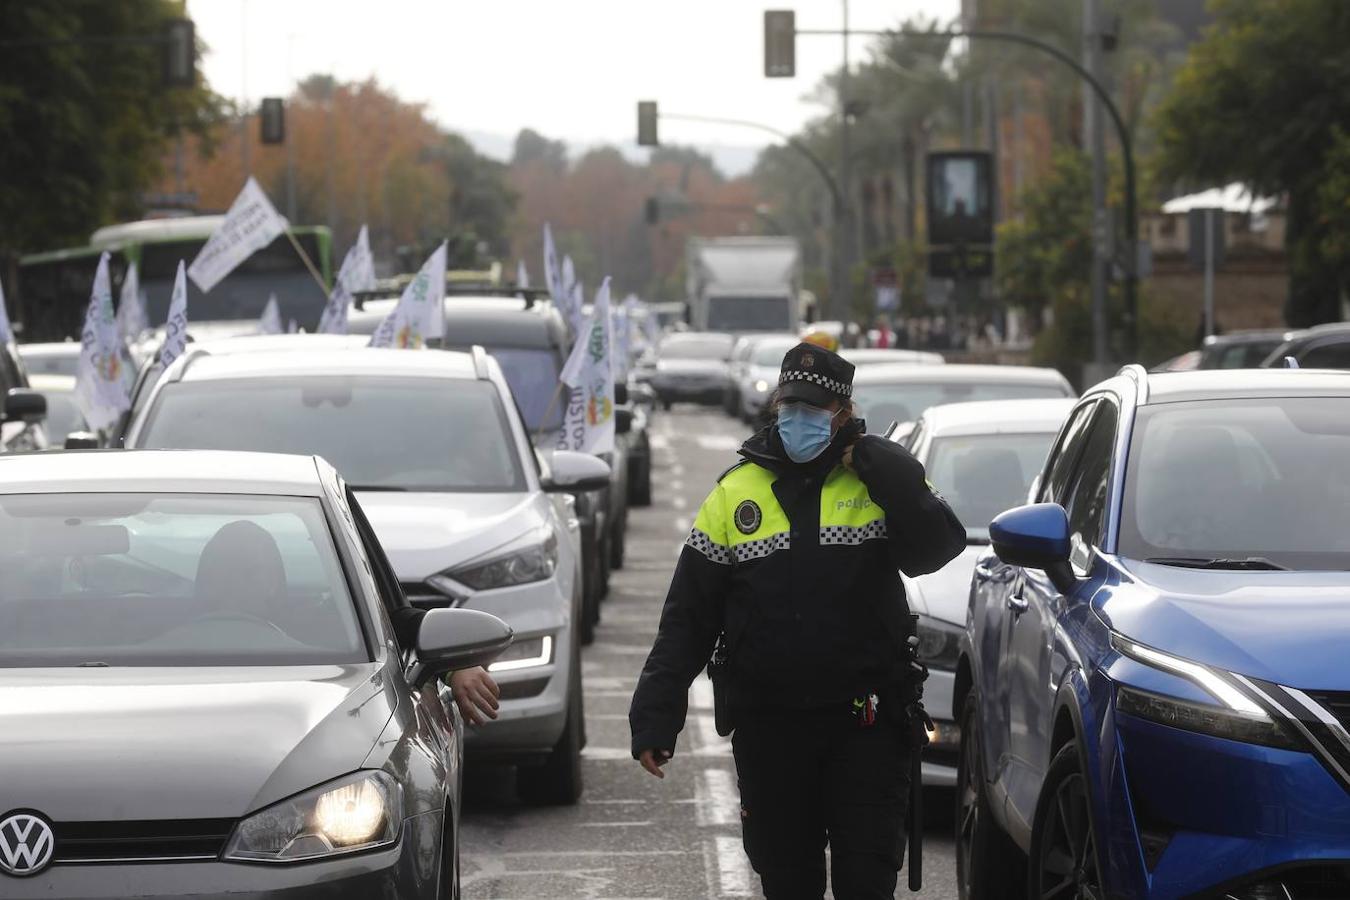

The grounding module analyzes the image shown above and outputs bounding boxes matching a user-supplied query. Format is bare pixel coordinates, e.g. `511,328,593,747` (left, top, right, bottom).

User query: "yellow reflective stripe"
820,468,885,529
692,484,730,546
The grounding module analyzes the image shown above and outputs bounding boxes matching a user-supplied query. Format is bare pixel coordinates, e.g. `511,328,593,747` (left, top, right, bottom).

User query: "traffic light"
637,101,659,147
260,98,285,145
764,10,796,78
162,18,195,88
644,197,660,225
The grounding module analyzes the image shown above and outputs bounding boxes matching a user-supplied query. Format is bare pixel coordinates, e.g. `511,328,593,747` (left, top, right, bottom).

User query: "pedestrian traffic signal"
764,11,796,78
260,98,285,145
637,101,659,147
162,18,195,88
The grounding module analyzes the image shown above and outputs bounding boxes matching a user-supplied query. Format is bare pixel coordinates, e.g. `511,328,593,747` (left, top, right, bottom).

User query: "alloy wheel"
1035,771,1101,900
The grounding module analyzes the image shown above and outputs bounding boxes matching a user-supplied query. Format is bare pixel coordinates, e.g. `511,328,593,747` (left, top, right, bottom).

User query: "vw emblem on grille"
0,811,55,877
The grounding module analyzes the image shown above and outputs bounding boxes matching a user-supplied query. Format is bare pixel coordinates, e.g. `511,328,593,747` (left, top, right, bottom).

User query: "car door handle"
975,562,1015,583
1006,591,1029,615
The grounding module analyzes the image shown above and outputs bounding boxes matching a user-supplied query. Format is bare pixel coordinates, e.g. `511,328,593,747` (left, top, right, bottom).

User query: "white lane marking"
696,435,742,452
675,516,691,533
691,677,715,710
712,835,754,896
650,434,671,450
672,496,687,510
580,746,633,760
692,712,732,757
695,768,738,827
671,463,686,476
578,821,652,827
671,479,685,492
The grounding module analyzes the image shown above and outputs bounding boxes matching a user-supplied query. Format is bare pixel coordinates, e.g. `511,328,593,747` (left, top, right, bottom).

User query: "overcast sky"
187,0,960,174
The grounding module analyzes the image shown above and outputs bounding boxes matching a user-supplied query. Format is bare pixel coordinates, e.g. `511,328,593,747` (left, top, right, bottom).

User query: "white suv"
126,337,609,804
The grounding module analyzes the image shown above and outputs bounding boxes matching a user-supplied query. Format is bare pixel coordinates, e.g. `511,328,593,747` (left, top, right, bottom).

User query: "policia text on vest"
630,341,966,900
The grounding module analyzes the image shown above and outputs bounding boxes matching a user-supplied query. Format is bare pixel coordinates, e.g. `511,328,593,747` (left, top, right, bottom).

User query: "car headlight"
914,614,962,671
443,531,558,591
754,379,769,393
1111,634,1300,751
488,634,554,673
223,771,402,862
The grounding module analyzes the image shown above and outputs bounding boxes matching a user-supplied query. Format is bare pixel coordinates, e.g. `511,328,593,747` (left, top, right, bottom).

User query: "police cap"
777,341,855,407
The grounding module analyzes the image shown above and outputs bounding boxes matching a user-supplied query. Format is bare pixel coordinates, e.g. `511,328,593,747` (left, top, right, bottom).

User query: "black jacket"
629,421,966,757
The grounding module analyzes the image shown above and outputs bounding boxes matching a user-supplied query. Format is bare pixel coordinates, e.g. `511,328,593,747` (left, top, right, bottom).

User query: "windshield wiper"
1145,556,1289,571
347,485,408,492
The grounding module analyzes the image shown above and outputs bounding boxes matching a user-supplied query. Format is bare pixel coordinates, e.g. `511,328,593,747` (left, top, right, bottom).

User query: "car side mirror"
3,388,46,425
630,383,656,406
542,450,611,493
413,608,513,685
989,503,1078,593
64,432,101,450
615,407,634,435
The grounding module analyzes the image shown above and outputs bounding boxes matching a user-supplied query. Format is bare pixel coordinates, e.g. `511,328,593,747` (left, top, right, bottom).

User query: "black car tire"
956,691,1026,900
517,653,584,805
629,454,653,507
597,529,612,597
610,517,626,569
438,809,460,900
1028,742,1104,900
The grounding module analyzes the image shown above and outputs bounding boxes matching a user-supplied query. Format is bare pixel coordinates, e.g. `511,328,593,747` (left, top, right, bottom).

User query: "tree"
1154,0,1350,326
0,1,223,259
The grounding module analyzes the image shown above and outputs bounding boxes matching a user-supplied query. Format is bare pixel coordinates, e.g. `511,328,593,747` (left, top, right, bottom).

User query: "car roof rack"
1116,363,1149,403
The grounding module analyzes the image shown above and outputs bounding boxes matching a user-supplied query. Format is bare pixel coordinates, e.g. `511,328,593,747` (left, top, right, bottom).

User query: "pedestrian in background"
630,342,966,899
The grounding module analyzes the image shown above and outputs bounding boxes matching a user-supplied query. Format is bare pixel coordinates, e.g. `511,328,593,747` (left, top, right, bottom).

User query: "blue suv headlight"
1112,634,1302,751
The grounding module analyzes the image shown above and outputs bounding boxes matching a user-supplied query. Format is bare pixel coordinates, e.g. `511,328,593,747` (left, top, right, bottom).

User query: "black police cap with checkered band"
778,342,855,406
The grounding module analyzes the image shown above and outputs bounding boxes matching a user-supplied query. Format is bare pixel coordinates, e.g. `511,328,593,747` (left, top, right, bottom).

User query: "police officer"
629,342,965,899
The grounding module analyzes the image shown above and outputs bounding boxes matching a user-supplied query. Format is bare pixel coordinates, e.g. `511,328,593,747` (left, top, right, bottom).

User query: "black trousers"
732,704,912,900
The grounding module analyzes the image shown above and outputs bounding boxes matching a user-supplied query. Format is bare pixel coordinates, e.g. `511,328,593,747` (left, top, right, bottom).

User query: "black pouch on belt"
707,633,733,736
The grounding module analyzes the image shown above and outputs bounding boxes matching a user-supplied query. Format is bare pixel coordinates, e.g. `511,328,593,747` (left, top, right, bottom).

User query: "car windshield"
139,377,526,492
927,432,1058,540
662,337,731,360
1120,398,1350,570
0,493,366,667
482,346,564,432
852,380,1068,427
752,340,798,366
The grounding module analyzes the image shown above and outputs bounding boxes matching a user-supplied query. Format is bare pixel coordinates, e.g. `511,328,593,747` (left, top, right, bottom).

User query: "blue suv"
956,366,1350,900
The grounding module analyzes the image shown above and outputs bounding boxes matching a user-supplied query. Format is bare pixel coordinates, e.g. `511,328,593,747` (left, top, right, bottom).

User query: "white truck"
686,236,801,334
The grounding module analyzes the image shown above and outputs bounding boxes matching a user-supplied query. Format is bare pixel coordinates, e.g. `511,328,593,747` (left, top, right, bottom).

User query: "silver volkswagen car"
0,449,511,898
126,340,609,805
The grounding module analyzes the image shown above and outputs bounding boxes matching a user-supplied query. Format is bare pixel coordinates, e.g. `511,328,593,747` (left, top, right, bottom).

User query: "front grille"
1304,691,1350,731
402,581,460,610
54,818,235,862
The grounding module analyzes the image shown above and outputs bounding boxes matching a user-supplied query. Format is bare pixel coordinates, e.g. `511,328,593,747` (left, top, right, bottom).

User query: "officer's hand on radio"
638,748,672,778
450,666,501,726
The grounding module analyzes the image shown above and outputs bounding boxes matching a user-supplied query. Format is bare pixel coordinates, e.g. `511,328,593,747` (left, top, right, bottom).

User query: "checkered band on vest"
732,532,791,563
818,520,888,546
686,528,732,565
779,369,853,397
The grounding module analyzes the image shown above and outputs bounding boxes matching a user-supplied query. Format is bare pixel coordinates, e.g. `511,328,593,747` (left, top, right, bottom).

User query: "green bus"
15,217,332,342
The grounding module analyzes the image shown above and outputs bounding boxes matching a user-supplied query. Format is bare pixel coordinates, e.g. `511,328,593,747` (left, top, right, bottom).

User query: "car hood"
906,544,985,625
1102,562,1350,689
0,663,394,821
656,358,725,376
358,490,543,581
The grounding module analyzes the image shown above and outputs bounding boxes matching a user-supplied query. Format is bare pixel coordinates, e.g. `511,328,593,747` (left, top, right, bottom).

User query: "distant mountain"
461,129,762,178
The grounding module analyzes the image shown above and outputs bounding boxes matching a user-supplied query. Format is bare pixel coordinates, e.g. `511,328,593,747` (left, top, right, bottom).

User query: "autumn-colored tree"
152,76,513,270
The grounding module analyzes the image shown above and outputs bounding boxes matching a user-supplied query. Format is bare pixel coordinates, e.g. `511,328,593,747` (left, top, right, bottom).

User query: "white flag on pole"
188,177,290,293
0,275,13,344
318,224,374,335
74,253,132,432
516,259,530,290
287,319,298,334
158,261,189,371
558,277,615,455
368,242,447,349
259,294,284,335
543,223,563,301
116,262,149,342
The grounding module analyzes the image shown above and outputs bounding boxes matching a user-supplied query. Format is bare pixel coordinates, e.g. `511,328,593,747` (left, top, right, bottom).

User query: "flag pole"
284,229,330,294
534,381,570,445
